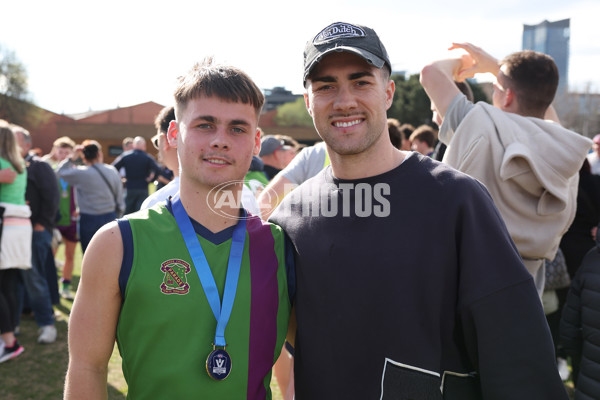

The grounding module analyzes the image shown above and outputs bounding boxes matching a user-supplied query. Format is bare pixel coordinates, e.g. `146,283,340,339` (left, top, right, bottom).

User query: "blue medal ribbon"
60,178,68,194
171,193,246,348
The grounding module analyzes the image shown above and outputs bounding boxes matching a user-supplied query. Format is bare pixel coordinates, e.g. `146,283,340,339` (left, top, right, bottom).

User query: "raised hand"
449,42,501,80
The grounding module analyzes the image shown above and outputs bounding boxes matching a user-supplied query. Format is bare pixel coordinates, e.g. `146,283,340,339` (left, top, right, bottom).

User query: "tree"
388,73,490,127
554,84,600,137
274,97,314,127
0,45,32,124
388,73,432,127
469,79,489,104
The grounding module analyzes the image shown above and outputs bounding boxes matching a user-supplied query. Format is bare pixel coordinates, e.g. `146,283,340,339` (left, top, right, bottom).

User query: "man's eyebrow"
190,115,216,123
189,115,251,127
310,75,337,83
230,119,251,127
311,70,375,83
349,71,375,80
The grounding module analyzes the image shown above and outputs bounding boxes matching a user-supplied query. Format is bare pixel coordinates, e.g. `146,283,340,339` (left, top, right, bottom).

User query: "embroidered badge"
160,259,191,295
314,22,366,44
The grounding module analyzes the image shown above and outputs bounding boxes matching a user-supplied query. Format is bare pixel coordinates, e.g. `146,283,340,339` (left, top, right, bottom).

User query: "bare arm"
157,175,171,185
420,57,465,120
421,42,501,119
283,307,296,400
257,174,296,221
64,222,124,400
0,168,17,184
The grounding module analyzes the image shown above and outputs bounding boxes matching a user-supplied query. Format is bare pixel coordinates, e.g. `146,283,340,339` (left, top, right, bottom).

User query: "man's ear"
504,87,516,109
385,79,395,110
304,93,313,117
167,120,178,148
253,128,261,156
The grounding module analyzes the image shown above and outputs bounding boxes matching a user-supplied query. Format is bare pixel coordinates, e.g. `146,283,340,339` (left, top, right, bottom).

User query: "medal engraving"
206,348,232,380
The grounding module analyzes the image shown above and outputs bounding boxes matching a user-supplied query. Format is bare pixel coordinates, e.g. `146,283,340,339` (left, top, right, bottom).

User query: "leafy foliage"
274,97,314,127
0,45,32,123
470,79,490,104
388,73,490,127
388,73,432,127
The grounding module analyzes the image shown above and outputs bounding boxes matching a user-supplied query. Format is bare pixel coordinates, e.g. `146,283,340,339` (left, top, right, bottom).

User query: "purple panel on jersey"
246,215,279,399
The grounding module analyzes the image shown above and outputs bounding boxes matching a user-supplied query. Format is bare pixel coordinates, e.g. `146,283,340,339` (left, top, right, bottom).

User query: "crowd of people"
0,127,165,362
1,20,599,400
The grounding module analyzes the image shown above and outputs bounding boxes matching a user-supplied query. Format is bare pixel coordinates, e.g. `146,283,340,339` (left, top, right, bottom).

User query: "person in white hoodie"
421,42,592,297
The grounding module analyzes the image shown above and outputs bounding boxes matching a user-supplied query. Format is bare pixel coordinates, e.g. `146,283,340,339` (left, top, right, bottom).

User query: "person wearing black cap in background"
259,135,297,181
269,21,568,399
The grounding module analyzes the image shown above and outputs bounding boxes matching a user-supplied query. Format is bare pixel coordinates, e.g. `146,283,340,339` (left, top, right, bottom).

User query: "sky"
1,0,599,115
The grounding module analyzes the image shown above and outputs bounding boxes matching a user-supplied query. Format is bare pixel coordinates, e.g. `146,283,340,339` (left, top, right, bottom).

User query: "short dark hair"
501,50,558,116
174,57,265,121
154,106,176,135
409,125,437,148
81,139,102,161
399,123,415,143
387,118,402,149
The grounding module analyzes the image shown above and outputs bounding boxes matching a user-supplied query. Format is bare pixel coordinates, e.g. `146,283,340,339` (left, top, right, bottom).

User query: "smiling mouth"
204,158,230,165
333,119,362,128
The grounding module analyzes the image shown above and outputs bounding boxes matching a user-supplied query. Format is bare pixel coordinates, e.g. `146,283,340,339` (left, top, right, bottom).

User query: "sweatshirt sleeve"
33,160,60,229
438,93,475,146
454,181,568,399
461,281,568,399
56,159,84,185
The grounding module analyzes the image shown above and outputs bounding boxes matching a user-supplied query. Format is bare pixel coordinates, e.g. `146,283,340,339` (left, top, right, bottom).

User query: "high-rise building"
522,18,570,94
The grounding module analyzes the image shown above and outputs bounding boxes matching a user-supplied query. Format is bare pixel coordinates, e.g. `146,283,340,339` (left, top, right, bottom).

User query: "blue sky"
1,0,598,114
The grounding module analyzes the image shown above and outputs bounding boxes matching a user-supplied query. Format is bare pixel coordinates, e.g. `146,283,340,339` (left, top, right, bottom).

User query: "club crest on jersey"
160,259,191,295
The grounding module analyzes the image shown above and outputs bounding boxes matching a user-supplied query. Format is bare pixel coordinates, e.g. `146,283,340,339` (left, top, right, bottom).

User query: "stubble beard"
318,120,382,156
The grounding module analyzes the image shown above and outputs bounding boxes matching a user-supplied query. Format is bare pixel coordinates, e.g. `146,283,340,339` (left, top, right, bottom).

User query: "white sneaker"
557,357,570,381
38,325,57,344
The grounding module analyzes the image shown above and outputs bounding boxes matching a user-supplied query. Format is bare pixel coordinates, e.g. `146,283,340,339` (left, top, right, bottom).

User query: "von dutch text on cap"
314,23,366,43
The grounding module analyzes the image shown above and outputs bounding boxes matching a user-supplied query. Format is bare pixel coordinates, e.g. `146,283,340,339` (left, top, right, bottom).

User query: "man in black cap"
269,21,568,399
259,135,297,181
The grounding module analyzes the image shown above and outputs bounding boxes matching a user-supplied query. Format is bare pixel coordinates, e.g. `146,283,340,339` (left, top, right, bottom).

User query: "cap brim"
304,46,387,83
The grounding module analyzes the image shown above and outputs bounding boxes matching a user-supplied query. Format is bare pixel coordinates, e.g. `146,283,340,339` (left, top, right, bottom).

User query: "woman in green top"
0,120,31,363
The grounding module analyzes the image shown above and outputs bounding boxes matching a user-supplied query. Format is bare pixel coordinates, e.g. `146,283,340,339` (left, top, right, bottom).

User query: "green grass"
0,241,284,399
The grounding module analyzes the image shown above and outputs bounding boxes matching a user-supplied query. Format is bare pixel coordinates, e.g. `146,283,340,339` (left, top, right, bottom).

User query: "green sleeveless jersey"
56,178,74,226
117,203,291,399
0,157,27,205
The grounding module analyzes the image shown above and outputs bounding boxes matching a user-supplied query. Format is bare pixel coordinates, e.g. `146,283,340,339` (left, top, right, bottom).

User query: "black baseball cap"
303,22,391,86
259,135,294,157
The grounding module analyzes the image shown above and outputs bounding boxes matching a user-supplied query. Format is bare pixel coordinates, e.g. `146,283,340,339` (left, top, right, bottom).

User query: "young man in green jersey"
65,59,292,399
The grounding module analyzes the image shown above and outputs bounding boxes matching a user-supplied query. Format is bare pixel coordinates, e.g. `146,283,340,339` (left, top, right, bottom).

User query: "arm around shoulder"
0,168,17,184
64,221,124,400
258,174,295,221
